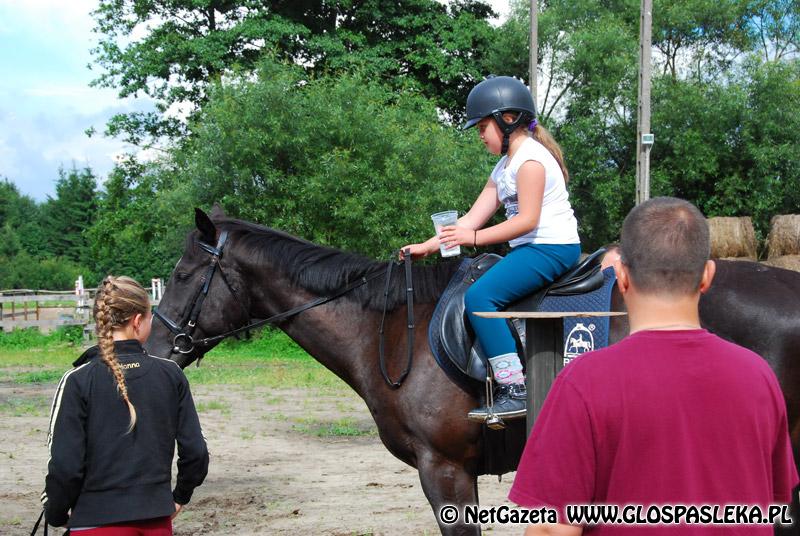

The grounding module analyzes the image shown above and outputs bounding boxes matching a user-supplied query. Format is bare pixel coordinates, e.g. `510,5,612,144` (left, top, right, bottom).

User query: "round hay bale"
707,217,757,260
762,255,800,272
766,215,800,258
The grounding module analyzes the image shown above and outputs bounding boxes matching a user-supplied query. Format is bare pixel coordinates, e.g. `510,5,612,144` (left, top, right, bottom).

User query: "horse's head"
145,206,251,368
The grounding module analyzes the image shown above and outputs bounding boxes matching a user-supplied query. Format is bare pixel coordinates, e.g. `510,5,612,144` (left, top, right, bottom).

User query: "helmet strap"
492,111,532,156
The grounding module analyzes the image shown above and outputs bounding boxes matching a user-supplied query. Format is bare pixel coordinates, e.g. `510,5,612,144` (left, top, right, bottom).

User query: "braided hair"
93,276,150,433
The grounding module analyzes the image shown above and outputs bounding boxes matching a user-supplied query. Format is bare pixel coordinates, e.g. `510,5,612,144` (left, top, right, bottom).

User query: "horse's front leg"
416,449,481,536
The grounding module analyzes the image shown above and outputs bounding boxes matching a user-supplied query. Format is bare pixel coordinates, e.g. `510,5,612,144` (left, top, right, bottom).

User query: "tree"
168,59,495,256
90,0,496,145
41,166,98,266
84,59,501,279
652,0,754,79
485,0,800,249
0,179,47,257
87,158,185,284
751,0,800,62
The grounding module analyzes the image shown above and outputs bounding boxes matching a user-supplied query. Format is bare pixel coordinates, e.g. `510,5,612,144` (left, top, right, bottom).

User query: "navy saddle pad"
428,248,616,388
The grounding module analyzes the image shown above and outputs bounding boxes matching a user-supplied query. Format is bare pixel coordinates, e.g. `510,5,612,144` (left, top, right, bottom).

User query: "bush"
172,59,495,257
0,251,91,290
0,326,83,349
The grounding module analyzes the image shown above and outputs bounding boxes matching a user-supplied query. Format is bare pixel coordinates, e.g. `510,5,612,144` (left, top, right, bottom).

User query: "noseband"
153,233,415,387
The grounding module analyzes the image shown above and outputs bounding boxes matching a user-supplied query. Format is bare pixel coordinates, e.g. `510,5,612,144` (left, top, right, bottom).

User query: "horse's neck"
247,271,381,395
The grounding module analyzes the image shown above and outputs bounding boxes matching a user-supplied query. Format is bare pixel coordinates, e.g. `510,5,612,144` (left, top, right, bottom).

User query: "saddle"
429,248,607,385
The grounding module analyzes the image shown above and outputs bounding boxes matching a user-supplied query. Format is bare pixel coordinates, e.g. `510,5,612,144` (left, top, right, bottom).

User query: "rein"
153,234,415,389
379,249,415,389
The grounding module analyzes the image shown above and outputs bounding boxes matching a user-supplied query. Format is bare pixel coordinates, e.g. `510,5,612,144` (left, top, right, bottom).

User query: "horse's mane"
211,218,462,311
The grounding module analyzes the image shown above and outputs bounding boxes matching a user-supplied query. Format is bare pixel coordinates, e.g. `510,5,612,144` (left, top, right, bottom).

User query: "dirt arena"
1,381,521,535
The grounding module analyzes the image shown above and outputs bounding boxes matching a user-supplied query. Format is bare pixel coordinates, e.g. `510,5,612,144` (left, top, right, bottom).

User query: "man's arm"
525,524,582,536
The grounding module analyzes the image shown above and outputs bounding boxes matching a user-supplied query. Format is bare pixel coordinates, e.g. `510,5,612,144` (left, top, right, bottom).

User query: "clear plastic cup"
431,210,460,257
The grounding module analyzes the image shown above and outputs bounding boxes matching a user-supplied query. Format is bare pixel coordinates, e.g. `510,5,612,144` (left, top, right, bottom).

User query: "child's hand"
438,225,476,249
400,243,434,260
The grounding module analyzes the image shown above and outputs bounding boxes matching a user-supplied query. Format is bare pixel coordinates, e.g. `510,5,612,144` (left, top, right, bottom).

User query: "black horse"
146,208,800,535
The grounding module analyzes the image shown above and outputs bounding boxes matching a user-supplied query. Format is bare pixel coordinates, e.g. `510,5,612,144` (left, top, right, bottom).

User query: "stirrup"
484,376,506,430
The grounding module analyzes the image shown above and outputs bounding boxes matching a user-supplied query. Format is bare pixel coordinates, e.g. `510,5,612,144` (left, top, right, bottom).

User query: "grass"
291,416,377,438
0,327,347,391
0,395,50,416
195,399,232,414
13,370,65,383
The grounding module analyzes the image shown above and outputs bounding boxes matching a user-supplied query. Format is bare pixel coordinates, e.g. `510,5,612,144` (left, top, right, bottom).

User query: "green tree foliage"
751,0,800,62
41,166,99,266
86,158,187,283
0,180,47,257
91,0,495,144
488,0,799,249
0,173,97,290
0,251,86,290
84,61,499,284
161,60,494,258
9,0,794,292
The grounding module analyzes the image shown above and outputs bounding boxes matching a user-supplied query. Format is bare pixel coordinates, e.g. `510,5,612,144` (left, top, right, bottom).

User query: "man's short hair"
620,197,710,295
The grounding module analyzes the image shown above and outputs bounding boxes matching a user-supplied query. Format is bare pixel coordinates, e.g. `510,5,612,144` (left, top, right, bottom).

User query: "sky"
0,0,156,201
0,0,510,202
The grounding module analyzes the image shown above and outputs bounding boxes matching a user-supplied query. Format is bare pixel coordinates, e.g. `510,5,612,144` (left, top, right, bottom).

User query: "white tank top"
490,137,580,247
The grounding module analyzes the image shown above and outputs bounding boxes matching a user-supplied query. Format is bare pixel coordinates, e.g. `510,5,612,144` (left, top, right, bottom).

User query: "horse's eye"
176,271,190,281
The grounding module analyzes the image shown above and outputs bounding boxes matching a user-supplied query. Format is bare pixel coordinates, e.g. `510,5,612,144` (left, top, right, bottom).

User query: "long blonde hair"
531,123,569,184
93,275,150,432
503,112,570,184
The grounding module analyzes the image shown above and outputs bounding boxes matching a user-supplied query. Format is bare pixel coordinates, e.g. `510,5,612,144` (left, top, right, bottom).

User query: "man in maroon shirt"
509,197,798,535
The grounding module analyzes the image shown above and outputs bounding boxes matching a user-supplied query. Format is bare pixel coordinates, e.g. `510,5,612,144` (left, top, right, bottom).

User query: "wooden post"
635,0,653,205
529,0,538,104
474,312,626,435
525,317,563,435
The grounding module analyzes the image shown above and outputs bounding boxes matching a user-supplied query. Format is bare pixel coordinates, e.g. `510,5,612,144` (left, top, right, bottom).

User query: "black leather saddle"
431,248,607,383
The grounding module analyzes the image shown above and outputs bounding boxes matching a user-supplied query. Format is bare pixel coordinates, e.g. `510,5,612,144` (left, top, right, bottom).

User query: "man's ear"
699,259,716,294
614,258,630,296
195,208,218,245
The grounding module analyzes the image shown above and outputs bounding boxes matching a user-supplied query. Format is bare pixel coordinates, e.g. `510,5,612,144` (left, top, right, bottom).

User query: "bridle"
153,230,239,356
153,231,415,388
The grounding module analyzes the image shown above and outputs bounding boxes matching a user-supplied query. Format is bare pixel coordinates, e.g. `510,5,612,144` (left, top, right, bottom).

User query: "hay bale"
766,215,800,258
708,217,757,260
762,255,800,272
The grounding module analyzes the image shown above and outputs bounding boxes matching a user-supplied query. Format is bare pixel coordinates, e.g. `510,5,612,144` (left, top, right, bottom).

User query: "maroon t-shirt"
509,329,798,534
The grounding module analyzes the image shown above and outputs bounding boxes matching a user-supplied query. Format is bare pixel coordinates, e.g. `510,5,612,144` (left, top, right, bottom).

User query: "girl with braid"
42,276,208,535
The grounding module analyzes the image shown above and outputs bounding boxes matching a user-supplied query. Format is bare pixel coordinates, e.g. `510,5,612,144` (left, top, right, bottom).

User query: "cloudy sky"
0,0,155,201
1,0,510,202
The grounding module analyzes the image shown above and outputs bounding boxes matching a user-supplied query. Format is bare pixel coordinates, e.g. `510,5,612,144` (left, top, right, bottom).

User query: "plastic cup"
431,210,460,257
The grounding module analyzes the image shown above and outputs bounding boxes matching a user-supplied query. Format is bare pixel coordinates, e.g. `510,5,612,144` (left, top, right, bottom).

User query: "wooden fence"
0,289,95,334
0,278,163,334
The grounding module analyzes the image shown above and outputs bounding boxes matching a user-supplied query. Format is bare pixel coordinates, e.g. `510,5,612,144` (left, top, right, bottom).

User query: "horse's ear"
210,203,226,220
195,208,218,244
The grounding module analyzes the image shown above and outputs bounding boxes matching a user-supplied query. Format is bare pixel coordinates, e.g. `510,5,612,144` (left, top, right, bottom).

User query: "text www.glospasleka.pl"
438,504,793,526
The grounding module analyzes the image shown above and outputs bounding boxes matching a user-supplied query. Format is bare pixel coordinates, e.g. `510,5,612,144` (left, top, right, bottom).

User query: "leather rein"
153,232,414,389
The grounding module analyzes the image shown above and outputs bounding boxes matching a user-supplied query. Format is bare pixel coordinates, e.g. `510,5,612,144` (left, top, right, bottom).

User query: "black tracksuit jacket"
42,340,209,528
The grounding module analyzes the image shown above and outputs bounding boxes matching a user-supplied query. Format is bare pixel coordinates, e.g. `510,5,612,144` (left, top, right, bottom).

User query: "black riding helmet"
462,75,537,155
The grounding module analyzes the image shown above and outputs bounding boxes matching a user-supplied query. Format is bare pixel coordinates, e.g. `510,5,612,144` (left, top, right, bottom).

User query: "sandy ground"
1,381,521,535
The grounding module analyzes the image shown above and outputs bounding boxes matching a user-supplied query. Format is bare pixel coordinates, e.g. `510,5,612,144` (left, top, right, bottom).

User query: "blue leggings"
465,243,581,358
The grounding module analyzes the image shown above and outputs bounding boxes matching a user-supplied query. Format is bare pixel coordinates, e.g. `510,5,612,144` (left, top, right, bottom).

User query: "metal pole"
635,0,653,205
529,0,538,103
